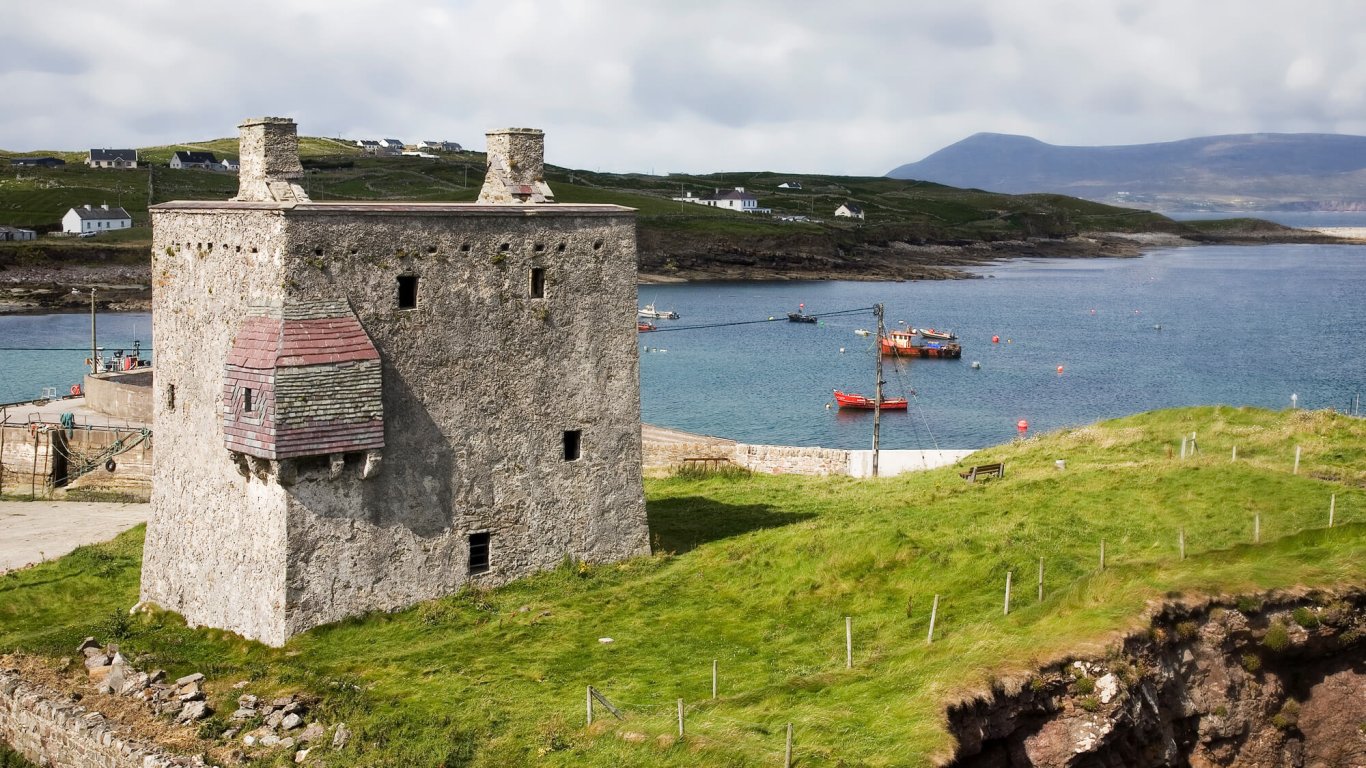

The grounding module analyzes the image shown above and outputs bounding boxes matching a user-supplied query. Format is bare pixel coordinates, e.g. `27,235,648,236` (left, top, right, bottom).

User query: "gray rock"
260,732,281,747
84,653,111,670
148,669,166,684
281,713,303,731
294,748,310,763
238,694,259,709
332,723,350,750
159,700,185,717
221,728,239,740
280,737,296,749
77,637,100,653
175,672,205,687
178,700,212,724
282,700,306,715
265,711,284,729
298,723,326,743
231,707,258,722
272,696,294,709
176,680,202,697
119,672,149,697
178,689,206,703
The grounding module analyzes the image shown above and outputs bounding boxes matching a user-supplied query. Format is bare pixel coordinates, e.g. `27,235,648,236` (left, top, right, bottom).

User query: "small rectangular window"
243,387,253,413
166,384,176,411
563,430,582,461
468,532,491,575
530,267,545,299
397,275,418,309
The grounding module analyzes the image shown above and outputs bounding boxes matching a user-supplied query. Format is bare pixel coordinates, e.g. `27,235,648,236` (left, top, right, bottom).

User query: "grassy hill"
2,136,1239,240
0,406,1361,766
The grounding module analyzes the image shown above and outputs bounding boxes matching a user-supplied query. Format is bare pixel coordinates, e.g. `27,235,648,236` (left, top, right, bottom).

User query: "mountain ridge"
887,132,1366,209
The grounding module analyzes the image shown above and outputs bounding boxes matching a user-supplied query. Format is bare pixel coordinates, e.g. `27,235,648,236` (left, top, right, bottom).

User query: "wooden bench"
959,462,1005,482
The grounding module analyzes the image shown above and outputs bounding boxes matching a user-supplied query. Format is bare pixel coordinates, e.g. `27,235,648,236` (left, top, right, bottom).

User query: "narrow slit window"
468,532,491,575
397,275,418,309
166,384,176,411
243,387,254,413
530,268,546,299
563,430,582,461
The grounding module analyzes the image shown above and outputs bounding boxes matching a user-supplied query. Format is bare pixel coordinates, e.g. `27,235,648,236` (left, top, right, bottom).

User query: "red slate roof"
226,316,380,369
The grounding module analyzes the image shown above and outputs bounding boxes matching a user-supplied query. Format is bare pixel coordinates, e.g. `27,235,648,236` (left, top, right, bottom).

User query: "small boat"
854,328,871,336
880,329,962,359
833,389,908,410
919,327,957,341
787,303,818,323
638,303,680,320
637,321,656,332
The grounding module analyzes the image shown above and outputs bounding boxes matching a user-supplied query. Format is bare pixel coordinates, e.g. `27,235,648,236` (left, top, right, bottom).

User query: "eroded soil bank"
945,590,1365,768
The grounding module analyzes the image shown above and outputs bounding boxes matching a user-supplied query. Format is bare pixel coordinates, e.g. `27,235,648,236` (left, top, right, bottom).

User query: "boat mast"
873,303,884,478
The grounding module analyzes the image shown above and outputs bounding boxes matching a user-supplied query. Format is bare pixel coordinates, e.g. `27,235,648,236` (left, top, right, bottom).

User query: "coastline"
2,229,1356,314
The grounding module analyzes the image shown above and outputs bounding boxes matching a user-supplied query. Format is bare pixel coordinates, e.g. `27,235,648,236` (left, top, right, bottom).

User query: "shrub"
1240,653,1262,673
1078,696,1100,712
1291,607,1320,629
1236,596,1263,614
1074,676,1095,695
1263,621,1291,652
1175,620,1200,641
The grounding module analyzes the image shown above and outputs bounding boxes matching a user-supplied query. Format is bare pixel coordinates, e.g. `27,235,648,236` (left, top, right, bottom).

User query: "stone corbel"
361,449,383,480
329,453,345,480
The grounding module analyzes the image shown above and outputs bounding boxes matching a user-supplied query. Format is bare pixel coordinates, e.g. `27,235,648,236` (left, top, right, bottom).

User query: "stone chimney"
234,117,310,203
477,128,555,204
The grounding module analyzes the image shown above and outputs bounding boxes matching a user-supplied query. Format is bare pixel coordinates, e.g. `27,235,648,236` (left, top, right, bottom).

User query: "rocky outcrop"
945,591,1365,767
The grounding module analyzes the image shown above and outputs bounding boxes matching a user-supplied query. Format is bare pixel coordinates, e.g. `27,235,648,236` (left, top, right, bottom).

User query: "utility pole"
88,288,97,374
873,303,885,478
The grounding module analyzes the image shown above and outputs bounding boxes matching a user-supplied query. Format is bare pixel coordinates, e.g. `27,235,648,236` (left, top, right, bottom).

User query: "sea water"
1,244,1363,449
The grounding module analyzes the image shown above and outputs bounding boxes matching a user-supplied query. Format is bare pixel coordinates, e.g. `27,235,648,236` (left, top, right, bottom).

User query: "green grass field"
0,406,1361,766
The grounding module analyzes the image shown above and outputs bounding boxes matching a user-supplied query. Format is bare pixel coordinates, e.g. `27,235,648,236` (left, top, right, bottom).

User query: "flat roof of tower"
150,201,635,216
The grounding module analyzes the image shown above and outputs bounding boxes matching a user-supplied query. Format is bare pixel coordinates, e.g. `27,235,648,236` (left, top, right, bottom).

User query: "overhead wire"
644,306,877,334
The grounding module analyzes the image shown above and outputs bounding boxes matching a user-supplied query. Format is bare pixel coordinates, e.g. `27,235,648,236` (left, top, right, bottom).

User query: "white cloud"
2,0,1364,174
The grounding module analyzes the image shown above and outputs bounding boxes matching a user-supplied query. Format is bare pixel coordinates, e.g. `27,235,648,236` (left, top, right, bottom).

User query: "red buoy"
1017,419,1029,434
1057,365,1064,374
992,335,1000,344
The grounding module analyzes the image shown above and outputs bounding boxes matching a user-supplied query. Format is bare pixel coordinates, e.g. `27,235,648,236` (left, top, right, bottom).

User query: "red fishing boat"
833,389,908,410
637,321,656,332
879,329,962,358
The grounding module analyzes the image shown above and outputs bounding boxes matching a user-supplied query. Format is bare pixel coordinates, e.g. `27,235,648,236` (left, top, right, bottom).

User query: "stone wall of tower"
143,201,648,646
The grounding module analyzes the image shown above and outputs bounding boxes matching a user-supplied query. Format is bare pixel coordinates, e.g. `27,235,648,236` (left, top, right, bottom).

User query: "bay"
1,244,1363,451
639,244,1366,448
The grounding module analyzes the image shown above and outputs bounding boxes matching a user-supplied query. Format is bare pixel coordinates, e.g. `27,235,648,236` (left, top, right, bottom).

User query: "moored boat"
788,303,818,323
637,321,656,332
854,328,871,336
833,389,908,410
639,303,680,320
919,327,957,341
879,329,962,358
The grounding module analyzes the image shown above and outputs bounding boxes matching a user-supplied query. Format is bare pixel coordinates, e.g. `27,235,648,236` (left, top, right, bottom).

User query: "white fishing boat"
638,303,680,320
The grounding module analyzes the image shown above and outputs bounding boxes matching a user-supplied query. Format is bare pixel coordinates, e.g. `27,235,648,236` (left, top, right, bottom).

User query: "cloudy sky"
4,0,1364,175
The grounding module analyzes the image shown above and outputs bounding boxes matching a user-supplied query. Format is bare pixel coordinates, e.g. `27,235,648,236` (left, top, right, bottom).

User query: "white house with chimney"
672,187,771,214
834,202,865,220
62,204,133,234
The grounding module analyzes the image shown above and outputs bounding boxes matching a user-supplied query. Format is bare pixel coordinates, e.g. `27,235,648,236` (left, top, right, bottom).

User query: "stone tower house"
141,118,649,646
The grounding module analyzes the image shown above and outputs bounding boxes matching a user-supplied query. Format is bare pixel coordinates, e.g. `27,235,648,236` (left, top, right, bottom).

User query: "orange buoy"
1056,365,1064,374
1017,419,1029,434
70,384,82,396
992,335,1000,344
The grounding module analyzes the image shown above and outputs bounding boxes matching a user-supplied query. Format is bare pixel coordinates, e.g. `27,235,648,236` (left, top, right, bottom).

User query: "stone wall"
145,199,649,646
0,670,197,768
0,424,151,498
734,443,850,476
83,370,154,422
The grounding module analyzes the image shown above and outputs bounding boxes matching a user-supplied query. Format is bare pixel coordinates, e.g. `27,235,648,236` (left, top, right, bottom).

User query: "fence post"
1099,539,1105,572
785,723,793,768
677,698,684,738
1294,445,1301,474
1179,528,1185,561
712,659,718,699
586,686,593,727
1003,571,1012,616
1329,494,1335,528
1037,557,1044,602
1231,445,1237,462
1254,513,1261,544
845,616,853,669
927,595,939,644
1180,436,1187,460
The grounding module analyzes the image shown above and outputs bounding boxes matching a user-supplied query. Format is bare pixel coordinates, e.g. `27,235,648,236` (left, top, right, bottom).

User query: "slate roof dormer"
223,300,384,462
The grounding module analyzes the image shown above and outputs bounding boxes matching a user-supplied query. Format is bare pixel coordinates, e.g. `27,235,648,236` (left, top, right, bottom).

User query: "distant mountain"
887,133,1366,211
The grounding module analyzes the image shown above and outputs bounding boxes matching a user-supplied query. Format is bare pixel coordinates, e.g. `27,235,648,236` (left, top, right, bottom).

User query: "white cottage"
63,204,133,234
